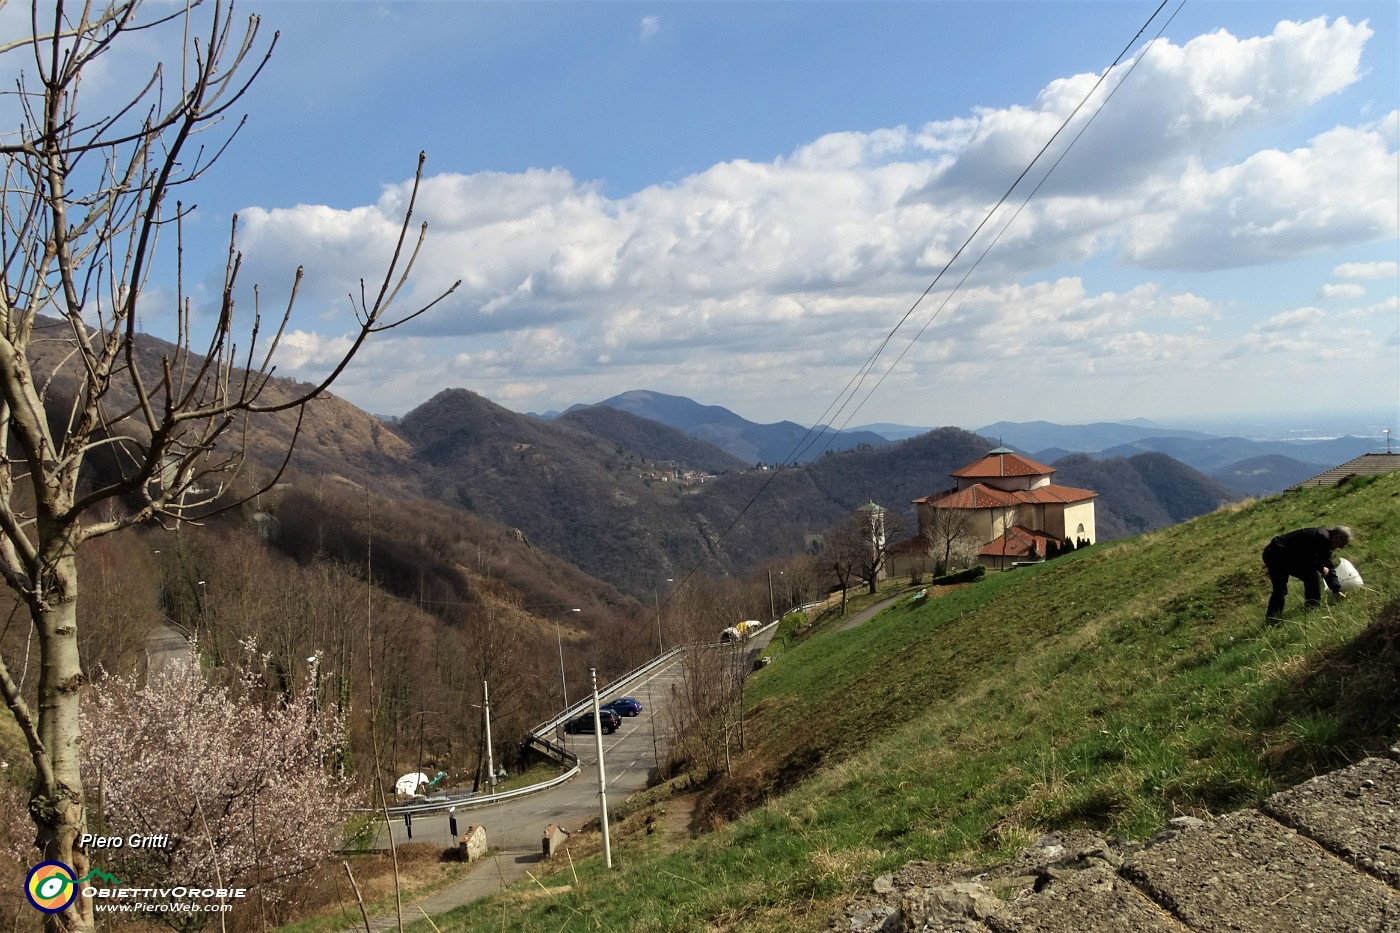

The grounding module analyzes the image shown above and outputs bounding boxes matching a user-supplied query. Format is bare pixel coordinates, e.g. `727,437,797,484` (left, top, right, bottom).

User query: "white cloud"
1334,260,1399,279
919,17,1374,201
226,15,1396,422
271,330,356,372
1119,123,1397,270
1319,283,1366,300
1339,295,1400,322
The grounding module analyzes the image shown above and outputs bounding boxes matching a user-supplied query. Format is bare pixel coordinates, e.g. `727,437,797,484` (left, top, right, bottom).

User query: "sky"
7,1,1400,436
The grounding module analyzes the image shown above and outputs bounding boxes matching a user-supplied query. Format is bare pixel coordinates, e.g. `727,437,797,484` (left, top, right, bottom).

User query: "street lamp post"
654,578,673,654
557,608,580,710
306,654,322,714
192,579,207,643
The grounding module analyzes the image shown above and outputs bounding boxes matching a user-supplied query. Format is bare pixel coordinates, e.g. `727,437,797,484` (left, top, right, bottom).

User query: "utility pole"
591,668,612,868
648,680,660,774
483,680,496,795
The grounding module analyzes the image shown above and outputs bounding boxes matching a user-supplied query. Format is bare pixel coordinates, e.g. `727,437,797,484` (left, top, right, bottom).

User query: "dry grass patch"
277,844,476,933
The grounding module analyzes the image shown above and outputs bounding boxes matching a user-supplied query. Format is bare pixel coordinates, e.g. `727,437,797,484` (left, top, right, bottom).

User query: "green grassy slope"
423,474,1400,932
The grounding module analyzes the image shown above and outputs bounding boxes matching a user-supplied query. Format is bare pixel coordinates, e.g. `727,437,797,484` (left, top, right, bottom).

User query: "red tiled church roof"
951,449,1055,479
1016,484,1097,504
914,485,1021,509
915,482,1096,509
978,526,1060,559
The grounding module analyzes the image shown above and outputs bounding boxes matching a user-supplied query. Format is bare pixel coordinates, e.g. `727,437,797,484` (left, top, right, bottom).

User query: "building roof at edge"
1291,452,1400,489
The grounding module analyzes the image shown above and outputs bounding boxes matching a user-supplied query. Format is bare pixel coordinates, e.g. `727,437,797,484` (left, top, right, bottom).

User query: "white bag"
1333,558,1363,592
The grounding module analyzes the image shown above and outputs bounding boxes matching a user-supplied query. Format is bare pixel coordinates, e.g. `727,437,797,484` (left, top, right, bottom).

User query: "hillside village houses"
902,447,1098,573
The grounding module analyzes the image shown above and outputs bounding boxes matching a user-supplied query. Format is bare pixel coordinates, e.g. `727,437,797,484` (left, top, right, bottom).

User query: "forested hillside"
33,315,1245,605
1051,451,1239,538
391,392,1241,597
556,405,749,474
0,482,653,799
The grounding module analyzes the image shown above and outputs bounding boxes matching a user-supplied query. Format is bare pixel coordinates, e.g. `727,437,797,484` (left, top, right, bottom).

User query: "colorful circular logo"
25,862,76,913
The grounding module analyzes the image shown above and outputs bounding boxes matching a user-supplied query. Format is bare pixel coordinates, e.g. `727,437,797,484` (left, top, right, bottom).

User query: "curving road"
355,630,777,929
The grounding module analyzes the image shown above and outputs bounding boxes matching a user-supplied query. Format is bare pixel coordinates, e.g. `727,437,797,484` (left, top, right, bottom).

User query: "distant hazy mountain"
977,419,1214,452
1097,435,1375,475
399,388,724,592
370,390,1248,598
847,422,936,441
555,405,748,474
981,419,1376,497
1208,455,1330,498
575,389,892,464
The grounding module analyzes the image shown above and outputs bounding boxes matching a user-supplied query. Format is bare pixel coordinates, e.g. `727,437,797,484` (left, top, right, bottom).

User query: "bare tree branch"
0,5,451,931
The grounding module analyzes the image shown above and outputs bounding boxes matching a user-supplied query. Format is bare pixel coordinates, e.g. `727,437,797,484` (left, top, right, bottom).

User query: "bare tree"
823,519,862,615
922,505,976,576
769,553,821,614
665,637,750,778
824,505,906,601
0,4,455,930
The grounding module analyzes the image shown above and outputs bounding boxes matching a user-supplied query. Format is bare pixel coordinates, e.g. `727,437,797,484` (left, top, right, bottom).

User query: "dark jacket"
1264,526,1338,583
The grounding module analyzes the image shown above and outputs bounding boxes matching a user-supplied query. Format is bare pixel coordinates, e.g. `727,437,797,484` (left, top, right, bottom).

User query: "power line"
657,0,1180,611
843,0,1187,427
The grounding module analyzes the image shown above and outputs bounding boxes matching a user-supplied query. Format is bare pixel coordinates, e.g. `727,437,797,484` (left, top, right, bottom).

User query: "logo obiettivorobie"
25,862,76,913
24,863,122,913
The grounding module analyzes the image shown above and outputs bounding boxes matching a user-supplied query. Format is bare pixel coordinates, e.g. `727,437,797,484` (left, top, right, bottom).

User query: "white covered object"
1333,558,1363,592
395,772,429,796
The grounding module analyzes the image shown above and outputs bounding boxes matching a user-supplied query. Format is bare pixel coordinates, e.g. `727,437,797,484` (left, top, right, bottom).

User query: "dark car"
602,697,643,717
564,708,621,735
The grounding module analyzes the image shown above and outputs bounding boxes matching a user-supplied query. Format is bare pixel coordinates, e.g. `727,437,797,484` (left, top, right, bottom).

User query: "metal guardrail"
372,646,688,819
372,624,786,822
530,646,685,736
382,759,581,817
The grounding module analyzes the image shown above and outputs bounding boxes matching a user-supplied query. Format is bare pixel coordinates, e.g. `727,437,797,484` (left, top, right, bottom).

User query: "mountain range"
977,418,1375,496
559,389,893,465
75,335,1328,603
384,388,1241,597
551,395,1378,499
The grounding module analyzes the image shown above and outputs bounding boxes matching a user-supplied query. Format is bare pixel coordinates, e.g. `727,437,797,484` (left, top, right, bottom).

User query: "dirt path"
661,793,698,853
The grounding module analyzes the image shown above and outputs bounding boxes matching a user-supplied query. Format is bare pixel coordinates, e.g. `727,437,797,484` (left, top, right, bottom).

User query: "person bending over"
1262,525,1352,622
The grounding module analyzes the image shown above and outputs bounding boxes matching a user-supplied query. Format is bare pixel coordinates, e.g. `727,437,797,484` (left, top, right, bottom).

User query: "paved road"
356,652,693,930
144,622,193,673
352,629,780,931
376,667,681,853
837,592,908,632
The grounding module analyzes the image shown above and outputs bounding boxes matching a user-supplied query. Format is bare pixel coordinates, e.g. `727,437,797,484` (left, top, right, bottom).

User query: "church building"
912,447,1097,571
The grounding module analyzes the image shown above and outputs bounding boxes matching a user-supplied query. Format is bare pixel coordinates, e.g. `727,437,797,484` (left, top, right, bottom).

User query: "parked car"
602,697,643,717
564,708,621,735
